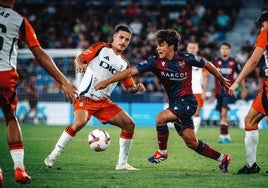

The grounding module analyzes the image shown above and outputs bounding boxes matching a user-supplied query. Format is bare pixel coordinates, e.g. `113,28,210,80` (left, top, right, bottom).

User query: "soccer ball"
88,129,111,152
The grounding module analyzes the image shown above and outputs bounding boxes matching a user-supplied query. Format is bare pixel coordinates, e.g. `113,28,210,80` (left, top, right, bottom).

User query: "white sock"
245,130,259,167
117,138,132,165
217,153,224,162
159,149,167,154
50,131,74,158
10,149,24,169
193,116,201,133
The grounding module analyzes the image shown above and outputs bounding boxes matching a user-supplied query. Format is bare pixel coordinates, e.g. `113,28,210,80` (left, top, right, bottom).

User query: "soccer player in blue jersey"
95,29,232,173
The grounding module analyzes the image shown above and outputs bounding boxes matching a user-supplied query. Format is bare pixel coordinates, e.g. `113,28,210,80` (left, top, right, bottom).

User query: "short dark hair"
113,24,132,35
220,42,231,49
156,29,181,50
256,10,268,28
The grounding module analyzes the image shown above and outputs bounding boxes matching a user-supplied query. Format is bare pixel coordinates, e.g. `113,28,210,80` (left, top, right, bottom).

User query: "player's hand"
94,81,109,91
135,83,146,93
75,60,87,73
61,81,79,101
219,78,231,93
126,83,146,94
228,82,239,98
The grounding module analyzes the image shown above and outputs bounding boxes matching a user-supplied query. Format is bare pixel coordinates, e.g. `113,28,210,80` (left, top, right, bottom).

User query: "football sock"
118,138,132,165
193,116,201,133
50,126,75,158
220,122,228,135
9,141,24,169
156,125,169,150
245,130,259,167
10,149,24,169
195,140,222,160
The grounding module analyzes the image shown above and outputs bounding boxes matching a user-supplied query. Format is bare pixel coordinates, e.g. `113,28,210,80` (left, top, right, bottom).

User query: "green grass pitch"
0,124,268,188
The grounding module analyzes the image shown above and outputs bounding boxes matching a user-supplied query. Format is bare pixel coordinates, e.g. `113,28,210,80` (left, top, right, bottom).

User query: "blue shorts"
216,93,236,112
168,95,197,127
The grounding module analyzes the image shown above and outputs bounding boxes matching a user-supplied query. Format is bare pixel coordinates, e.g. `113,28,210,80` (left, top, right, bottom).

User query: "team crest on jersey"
194,55,201,62
161,61,165,66
83,49,92,55
178,60,185,67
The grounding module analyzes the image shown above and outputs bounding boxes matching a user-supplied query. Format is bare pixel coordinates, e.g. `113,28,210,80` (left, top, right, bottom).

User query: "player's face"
157,41,174,60
112,31,131,54
260,21,268,31
186,43,199,55
220,45,230,59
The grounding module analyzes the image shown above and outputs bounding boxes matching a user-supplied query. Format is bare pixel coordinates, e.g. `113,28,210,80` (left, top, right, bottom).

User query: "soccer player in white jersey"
186,41,208,133
44,24,145,171
0,0,77,185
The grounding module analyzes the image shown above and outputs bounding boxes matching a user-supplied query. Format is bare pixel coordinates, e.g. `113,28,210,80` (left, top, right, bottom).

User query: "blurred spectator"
129,18,143,35
235,45,249,67
244,27,258,46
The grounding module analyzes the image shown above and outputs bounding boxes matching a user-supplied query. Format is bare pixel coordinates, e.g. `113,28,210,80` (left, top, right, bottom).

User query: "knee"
244,115,258,131
73,119,87,132
184,139,199,149
156,116,165,126
126,121,135,132
4,110,17,124
244,115,252,125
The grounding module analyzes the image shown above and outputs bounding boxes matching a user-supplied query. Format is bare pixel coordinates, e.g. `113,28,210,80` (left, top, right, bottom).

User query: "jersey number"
0,24,7,51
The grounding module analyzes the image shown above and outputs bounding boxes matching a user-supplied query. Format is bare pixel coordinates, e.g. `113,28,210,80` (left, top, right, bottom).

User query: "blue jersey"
213,57,241,95
135,51,205,100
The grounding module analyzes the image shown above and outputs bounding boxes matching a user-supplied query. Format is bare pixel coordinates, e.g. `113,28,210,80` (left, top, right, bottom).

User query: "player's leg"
0,70,31,184
44,108,89,167
193,93,202,133
237,107,263,174
148,109,177,163
218,94,234,143
107,109,139,170
179,127,231,173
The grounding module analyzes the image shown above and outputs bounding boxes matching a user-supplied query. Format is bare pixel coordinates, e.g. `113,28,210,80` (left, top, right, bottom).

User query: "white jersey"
78,47,129,100
192,67,203,94
0,6,40,71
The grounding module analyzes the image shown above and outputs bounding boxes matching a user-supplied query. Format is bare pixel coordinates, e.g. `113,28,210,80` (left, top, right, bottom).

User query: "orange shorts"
194,93,204,108
252,81,268,115
73,96,122,123
0,69,19,111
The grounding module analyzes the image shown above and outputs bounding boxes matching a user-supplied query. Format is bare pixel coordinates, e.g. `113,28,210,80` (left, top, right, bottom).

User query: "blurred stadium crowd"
15,0,267,102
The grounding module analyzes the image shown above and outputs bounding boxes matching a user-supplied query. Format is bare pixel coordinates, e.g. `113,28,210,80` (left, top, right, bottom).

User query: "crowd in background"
15,0,266,102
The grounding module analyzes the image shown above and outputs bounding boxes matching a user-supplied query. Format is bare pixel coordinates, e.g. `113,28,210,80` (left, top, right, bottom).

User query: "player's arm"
74,53,88,73
203,60,231,92
229,47,264,96
30,46,78,100
21,17,77,101
202,69,209,100
94,66,139,91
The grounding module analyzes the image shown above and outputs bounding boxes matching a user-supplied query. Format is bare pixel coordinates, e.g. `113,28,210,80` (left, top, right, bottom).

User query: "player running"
95,29,232,173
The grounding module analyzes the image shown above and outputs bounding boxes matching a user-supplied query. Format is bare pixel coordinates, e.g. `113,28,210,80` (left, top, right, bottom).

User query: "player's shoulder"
0,6,23,22
91,42,110,49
